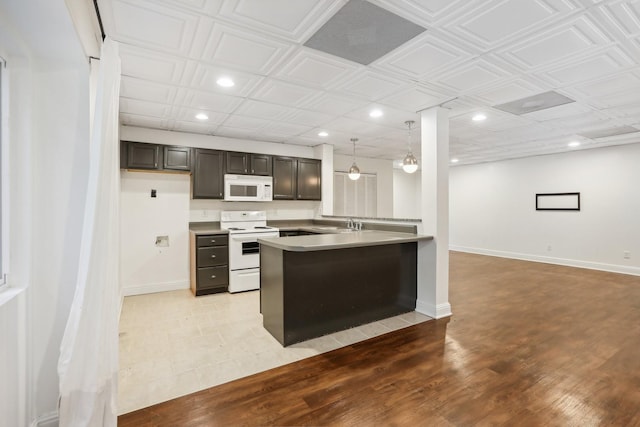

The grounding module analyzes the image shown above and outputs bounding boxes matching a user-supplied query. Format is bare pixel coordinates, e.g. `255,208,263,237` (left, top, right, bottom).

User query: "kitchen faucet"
347,218,354,229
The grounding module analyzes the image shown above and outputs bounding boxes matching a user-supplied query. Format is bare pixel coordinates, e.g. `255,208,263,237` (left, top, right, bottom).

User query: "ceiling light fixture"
369,109,383,118
195,113,209,120
402,120,418,174
216,77,235,88
568,141,581,148
318,131,329,137
348,137,360,180
472,113,487,122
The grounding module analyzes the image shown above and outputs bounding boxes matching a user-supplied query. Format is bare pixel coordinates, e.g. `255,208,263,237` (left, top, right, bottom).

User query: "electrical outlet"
155,236,169,247
547,245,552,252
623,251,631,259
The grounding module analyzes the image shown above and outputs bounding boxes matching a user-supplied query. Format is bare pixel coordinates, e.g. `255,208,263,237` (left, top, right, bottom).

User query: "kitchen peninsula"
258,230,433,346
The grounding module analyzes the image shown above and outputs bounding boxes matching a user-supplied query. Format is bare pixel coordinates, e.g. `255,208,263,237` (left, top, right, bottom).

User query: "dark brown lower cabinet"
190,233,229,296
260,242,417,346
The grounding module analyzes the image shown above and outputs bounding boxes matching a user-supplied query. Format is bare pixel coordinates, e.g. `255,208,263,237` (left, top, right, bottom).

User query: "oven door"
228,231,278,270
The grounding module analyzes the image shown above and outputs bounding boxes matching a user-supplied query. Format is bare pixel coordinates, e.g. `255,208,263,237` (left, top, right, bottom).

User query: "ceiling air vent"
304,0,426,65
579,126,640,139
493,91,575,115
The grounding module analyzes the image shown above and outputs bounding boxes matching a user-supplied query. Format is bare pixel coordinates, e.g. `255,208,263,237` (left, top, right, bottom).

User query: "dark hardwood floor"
119,252,640,426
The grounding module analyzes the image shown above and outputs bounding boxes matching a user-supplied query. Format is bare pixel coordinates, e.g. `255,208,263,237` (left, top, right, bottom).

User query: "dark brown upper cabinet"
249,153,272,176
225,151,249,174
126,142,159,170
272,156,297,200
297,158,321,200
192,148,224,199
163,146,191,171
225,152,272,176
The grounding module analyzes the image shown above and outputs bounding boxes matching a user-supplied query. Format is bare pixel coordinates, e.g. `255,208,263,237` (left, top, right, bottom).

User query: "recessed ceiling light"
568,141,580,148
451,158,459,163
216,77,235,88
369,109,383,118
472,113,487,122
318,131,329,137
195,113,209,121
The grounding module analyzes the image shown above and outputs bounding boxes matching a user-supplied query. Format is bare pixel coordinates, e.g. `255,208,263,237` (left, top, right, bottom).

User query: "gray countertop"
189,222,226,235
258,230,433,252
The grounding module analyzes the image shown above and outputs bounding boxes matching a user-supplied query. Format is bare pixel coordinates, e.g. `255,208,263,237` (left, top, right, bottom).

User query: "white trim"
450,245,640,277
31,411,58,427
122,279,189,296
0,55,9,290
416,300,452,319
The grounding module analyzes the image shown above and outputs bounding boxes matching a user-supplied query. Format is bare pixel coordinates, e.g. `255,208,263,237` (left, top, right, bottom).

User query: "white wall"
334,154,394,218
450,143,640,275
393,169,421,219
120,172,191,295
0,1,89,425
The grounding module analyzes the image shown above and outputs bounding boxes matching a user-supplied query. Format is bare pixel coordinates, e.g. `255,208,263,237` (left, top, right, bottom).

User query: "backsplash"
189,199,322,222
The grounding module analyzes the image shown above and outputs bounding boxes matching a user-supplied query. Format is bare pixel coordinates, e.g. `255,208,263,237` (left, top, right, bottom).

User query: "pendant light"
348,137,361,181
402,120,418,174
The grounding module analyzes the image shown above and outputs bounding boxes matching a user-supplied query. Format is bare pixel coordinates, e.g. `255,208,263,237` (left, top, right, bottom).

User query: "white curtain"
58,37,121,427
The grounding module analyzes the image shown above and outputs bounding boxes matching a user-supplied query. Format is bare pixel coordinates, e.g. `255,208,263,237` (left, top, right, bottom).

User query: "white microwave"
224,174,273,202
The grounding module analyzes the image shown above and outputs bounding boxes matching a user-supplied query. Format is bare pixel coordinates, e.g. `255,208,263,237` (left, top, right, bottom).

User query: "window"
333,171,377,217
0,57,8,289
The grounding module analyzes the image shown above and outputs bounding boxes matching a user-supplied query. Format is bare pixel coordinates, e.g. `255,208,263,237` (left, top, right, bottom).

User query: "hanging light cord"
406,120,414,153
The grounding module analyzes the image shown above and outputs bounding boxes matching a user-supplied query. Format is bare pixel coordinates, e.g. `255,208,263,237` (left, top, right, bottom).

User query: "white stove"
221,211,279,293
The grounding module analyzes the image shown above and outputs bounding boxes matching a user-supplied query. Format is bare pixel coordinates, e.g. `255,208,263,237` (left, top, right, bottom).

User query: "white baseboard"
122,280,189,296
450,245,640,277
415,300,452,319
31,411,58,427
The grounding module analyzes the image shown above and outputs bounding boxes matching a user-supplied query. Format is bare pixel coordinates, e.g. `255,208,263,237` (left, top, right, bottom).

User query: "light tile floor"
118,289,432,415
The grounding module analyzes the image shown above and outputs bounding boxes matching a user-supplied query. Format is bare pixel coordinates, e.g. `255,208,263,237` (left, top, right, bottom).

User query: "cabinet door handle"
210,239,216,243
211,255,216,258
219,192,222,196
251,169,254,174
210,275,216,279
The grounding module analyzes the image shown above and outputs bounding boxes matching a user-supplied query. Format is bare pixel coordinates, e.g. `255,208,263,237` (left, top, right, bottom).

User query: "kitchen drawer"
197,246,229,267
196,234,228,248
197,266,228,289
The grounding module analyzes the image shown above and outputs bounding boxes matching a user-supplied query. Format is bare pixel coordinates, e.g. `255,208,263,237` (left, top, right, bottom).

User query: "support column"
416,107,452,319
313,144,334,216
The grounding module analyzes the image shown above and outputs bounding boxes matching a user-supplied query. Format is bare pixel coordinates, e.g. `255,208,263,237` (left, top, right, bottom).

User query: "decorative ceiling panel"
218,0,338,42
119,45,185,84
378,85,451,112
201,24,292,74
436,59,509,93
190,64,265,97
333,71,407,100
251,79,321,106
502,17,611,70
276,49,358,89
453,0,577,49
375,32,472,78
106,0,198,55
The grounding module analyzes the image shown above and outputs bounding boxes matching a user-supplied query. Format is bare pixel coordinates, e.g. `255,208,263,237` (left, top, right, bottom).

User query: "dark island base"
260,242,417,346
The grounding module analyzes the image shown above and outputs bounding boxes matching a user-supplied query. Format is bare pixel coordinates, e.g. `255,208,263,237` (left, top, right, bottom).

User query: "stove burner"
228,227,245,231
254,226,271,229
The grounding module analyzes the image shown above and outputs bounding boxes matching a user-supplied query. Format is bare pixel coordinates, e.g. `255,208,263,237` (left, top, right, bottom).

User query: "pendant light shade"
402,120,418,174
348,137,360,180
402,153,418,173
